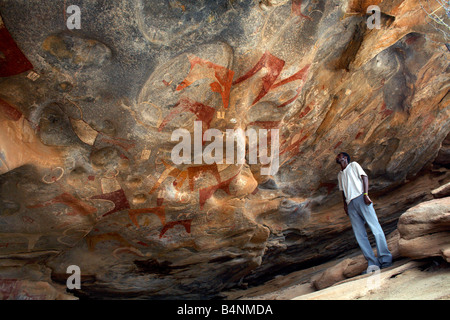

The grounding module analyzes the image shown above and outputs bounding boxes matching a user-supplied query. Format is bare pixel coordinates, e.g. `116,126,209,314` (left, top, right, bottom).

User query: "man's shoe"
381,262,393,269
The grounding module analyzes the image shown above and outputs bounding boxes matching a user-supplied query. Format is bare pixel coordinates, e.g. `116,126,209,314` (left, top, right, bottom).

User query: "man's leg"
353,195,393,268
347,197,380,267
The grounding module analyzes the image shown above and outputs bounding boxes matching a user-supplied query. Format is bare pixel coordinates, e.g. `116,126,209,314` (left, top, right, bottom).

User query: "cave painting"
233,52,310,107
149,160,241,210
0,16,33,77
176,55,234,109
42,167,65,184
128,206,166,228
149,51,311,209
199,171,240,209
149,160,221,194
159,219,192,239
152,52,310,183
233,51,285,106
248,120,282,129
86,232,132,251
158,97,216,132
273,65,310,108
291,0,313,21
9,48,311,254
27,192,97,217
0,98,22,121
280,133,309,158
158,51,310,136
171,121,280,175
96,134,136,153
90,188,130,217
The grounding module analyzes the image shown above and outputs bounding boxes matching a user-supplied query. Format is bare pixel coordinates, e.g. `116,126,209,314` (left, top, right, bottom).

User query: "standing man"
336,152,392,271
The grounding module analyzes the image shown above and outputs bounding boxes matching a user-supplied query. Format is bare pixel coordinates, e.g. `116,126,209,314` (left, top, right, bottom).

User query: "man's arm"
342,191,348,215
361,175,373,205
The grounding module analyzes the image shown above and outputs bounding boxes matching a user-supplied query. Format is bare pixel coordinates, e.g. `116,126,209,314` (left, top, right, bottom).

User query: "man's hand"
361,176,373,205
364,194,373,205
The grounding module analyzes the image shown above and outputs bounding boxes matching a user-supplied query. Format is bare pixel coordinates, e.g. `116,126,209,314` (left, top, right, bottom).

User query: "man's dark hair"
336,152,351,164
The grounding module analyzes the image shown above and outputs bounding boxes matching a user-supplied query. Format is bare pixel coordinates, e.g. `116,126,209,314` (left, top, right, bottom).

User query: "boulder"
311,230,400,290
398,197,450,261
431,182,450,199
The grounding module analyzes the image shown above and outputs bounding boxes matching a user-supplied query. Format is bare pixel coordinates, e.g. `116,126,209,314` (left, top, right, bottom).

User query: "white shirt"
338,161,367,204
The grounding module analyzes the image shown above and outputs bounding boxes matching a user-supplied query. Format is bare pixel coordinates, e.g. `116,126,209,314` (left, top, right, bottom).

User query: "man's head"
336,152,351,165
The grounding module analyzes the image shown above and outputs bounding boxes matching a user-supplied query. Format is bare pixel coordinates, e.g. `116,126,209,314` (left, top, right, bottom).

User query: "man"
336,152,392,271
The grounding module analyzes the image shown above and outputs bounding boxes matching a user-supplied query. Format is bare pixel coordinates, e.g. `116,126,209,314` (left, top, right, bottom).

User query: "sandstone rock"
311,230,400,290
0,99,67,174
0,258,76,300
398,197,450,261
398,197,450,240
434,132,450,166
399,234,450,262
42,33,112,69
311,258,358,290
295,260,450,300
431,182,450,199
0,279,76,300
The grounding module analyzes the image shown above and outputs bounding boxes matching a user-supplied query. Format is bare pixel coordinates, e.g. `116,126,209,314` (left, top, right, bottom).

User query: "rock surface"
398,197,450,262
224,195,449,300
432,182,450,199
0,0,449,299
294,260,450,300
310,230,400,290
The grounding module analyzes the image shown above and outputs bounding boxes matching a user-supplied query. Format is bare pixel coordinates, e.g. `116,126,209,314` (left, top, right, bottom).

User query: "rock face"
0,0,449,299
311,230,400,290
432,182,450,199
295,260,450,300
398,197,450,262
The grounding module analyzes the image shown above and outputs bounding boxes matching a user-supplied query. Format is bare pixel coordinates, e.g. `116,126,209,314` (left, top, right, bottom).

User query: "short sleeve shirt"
338,162,367,204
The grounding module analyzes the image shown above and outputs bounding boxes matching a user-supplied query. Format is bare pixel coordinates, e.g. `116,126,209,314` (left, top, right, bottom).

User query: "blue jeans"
347,194,392,268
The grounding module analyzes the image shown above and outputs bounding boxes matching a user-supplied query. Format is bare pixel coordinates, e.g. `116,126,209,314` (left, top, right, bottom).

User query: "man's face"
336,153,348,166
